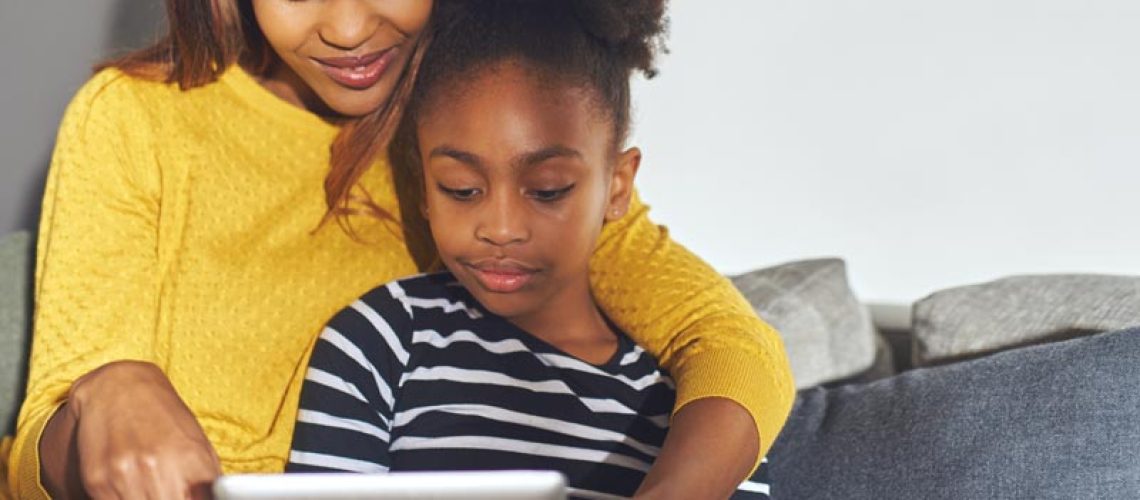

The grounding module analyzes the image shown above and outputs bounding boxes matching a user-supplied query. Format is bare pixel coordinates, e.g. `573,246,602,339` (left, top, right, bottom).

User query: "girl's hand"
41,360,221,499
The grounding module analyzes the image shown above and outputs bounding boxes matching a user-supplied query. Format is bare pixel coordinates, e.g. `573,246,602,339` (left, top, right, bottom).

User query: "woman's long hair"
98,0,432,234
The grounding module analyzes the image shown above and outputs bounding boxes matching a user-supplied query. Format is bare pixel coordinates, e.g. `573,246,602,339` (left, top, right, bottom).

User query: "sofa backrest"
0,230,32,435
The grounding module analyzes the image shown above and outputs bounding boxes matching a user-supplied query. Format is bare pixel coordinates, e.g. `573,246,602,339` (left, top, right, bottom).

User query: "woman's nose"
317,0,379,50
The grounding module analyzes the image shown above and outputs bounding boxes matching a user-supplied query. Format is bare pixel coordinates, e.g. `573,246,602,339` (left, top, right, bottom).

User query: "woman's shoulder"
71,68,179,112
57,68,186,141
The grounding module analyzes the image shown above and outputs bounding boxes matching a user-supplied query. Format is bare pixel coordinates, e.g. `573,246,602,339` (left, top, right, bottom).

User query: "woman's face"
252,0,432,117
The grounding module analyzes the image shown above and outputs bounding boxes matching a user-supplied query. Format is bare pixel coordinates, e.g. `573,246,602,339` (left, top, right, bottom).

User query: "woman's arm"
590,192,795,492
634,398,759,499
10,70,218,498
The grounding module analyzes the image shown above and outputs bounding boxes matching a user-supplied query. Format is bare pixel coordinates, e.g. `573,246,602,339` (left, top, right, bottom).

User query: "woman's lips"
312,48,397,90
465,261,539,293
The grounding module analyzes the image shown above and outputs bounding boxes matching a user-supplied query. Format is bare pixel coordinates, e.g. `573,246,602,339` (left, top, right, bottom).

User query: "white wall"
3,1,1137,304
631,0,1140,303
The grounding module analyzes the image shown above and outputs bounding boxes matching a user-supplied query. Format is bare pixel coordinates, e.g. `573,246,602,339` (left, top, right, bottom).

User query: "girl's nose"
317,0,380,50
475,194,530,247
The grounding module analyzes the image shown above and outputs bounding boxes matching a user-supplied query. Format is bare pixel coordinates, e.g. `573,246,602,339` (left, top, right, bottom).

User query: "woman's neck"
250,61,339,119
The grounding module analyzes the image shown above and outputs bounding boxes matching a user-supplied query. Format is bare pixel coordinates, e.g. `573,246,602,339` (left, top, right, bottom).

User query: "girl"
6,0,792,498
289,2,770,497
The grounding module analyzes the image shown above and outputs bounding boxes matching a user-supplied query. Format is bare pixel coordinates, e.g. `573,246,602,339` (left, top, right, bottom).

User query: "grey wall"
0,1,164,234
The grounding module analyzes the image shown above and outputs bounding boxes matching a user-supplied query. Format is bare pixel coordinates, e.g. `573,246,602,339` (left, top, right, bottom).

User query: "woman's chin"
313,86,393,118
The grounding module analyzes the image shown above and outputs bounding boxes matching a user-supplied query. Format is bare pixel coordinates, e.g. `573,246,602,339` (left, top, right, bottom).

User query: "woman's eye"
437,184,481,201
529,185,575,203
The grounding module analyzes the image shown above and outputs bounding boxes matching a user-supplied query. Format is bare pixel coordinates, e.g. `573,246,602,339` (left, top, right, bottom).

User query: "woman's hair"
98,0,266,88
98,0,428,229
387,0,668,269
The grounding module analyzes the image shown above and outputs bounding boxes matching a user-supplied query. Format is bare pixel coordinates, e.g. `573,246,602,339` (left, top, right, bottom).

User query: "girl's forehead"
415,64,617,170
421,61,612,130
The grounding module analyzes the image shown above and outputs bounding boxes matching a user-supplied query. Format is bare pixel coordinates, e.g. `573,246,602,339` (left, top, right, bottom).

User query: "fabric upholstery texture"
912,274,1140,366
769,326,1140,499
732,258,877,389
0,231,31,435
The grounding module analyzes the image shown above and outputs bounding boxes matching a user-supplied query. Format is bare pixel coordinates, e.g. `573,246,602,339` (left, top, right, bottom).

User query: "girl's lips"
466,264,538,293
312,48,397,90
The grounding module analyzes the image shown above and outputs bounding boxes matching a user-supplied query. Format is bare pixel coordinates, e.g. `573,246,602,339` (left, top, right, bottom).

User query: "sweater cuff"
671,348,795,474
9,403,60,500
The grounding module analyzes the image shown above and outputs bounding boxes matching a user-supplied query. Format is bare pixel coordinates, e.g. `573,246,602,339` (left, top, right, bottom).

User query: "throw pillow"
730,258,879,389
769,326,1140,499
912,274,1140,366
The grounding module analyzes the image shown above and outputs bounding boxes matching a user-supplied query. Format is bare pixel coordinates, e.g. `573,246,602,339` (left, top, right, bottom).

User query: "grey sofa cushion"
731,258,878,389
912,274,1140,366
769,326,1140,499
1,231,32,435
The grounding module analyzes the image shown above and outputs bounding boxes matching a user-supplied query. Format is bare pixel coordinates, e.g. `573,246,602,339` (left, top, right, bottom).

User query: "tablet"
213,470,567,500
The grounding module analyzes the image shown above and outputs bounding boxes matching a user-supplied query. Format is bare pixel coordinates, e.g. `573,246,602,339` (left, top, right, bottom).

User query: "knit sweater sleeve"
588,192,795,466
9,70,164,499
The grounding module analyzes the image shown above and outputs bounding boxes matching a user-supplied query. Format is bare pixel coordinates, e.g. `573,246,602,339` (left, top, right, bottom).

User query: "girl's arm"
589,192,795,490
10,70,218,499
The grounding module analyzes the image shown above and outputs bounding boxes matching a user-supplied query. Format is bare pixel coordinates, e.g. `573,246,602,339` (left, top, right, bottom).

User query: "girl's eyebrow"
513,145,582,170
428,145,483,170
427,145,583,172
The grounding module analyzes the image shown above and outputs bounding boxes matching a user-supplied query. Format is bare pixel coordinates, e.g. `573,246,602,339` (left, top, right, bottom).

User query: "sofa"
2,231,1138,499
731,258,1140,499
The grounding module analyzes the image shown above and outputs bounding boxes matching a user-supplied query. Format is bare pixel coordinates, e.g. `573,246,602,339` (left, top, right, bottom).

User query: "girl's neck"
506,279,618,366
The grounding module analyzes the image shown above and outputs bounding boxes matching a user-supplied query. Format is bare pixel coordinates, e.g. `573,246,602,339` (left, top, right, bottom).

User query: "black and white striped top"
287,272,771,499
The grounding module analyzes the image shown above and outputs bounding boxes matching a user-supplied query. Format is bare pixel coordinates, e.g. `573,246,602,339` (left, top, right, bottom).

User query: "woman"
5,1,793,498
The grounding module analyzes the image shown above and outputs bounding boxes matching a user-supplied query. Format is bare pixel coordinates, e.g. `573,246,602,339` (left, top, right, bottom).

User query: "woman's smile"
311,47,399,90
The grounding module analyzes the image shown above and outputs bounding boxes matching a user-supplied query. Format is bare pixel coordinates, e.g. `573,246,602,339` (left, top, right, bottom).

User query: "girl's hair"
98,0,428,229
409,0,667,146
388,0,668,269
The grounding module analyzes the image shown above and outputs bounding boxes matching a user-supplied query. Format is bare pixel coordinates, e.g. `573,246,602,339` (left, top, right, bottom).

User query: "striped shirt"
287,272,771,499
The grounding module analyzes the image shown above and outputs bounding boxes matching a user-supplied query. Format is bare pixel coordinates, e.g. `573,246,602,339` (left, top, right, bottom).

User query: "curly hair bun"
412,0,671,143
570,0,668,77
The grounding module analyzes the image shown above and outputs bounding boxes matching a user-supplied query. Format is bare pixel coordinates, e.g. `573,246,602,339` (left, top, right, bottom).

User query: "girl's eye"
528,185,575,203
437,184,481,201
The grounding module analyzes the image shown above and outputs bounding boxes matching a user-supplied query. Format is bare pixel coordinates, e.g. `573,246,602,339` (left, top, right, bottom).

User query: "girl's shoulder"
322,272,478,359
355,271,478,321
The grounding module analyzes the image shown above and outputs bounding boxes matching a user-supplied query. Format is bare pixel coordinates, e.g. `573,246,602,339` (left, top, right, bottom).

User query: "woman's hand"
40,360,221,499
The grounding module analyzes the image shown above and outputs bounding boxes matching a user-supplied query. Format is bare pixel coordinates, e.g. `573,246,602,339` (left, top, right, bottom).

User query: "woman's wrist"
68,360,164,415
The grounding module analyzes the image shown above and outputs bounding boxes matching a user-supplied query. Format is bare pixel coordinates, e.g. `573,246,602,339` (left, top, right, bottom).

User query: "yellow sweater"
6,67,793,498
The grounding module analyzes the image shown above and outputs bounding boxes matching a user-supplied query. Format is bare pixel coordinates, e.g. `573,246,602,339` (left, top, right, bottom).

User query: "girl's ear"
605,147,641,222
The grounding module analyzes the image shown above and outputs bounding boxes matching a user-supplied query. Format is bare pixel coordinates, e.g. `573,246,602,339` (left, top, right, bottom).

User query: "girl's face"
252,0,432,117
416,62,639,328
